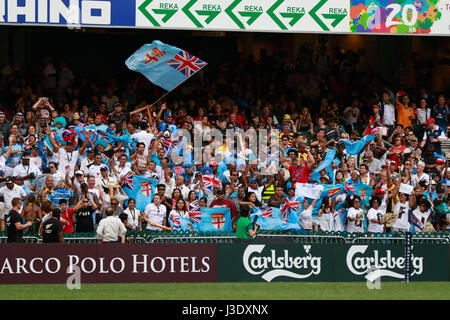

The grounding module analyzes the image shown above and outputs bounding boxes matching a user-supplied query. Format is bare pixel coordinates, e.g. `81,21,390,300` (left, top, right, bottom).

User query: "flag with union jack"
202,174,222,192
188,200,202,223
119,172,134,190
125,41,208,92
168,215,193,231
173,165,186,176
161,138,178,156
261,207,274,218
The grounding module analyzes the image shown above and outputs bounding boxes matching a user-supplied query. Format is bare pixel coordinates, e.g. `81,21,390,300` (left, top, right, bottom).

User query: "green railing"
0,230,449,244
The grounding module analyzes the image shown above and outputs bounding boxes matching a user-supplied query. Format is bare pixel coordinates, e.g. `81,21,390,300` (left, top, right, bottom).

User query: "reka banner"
0,0,448,35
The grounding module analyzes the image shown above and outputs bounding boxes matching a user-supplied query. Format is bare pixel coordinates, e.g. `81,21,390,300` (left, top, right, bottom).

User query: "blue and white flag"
340,135,376,155
311,148,336,183
125,41,208,91
196,208,232,232
168,215,193,232
122,176,159,211
250,207,302,231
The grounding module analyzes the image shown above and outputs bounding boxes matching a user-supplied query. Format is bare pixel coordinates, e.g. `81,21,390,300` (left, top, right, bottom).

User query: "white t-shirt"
412,208,431,232
114,164,132,180
169,209,189,219
87,163,109,181
382,102,396,126
392,201,410,230
29,156,42,170
247,186,264,203
343,106,360,124
411,173,430,188
367,208,385,233
347,207,365,233
0,185,27,211
124,207,141,228
299,206,313,230
144,203,167,230
57,149,79,177
13,164,41,188
131,131,155,156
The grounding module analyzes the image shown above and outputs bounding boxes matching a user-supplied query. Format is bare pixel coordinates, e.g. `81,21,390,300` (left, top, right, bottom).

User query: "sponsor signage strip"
0,243,447,284
0,0,448,35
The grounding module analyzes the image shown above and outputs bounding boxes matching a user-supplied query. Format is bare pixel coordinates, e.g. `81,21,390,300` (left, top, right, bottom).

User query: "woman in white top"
123,198,142,231
346,196,365,233
392,187,416,232
367,196,386,234
169,199,189,221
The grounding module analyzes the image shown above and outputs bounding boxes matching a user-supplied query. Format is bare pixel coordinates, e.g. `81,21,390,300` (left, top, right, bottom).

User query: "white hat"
75,170,84,175
417,161,425,167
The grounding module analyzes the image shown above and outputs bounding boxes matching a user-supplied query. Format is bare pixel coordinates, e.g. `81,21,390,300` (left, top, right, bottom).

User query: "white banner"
295,183,324,200
399,183,414,195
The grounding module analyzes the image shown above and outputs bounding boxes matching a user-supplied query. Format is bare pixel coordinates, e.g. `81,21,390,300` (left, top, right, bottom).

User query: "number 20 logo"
385,4,418,27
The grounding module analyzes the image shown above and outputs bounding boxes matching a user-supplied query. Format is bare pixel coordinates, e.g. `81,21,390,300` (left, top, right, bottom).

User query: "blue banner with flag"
340,135,376,155
168,215,194,232
125,41,208,91
121,175,159,211
250,207,302,231
196,208,232,232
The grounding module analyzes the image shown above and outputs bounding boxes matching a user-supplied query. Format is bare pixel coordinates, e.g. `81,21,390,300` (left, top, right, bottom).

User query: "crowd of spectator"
0,43,449,242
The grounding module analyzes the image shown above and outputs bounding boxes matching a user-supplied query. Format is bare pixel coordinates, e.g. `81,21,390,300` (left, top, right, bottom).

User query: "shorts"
0,202,5,220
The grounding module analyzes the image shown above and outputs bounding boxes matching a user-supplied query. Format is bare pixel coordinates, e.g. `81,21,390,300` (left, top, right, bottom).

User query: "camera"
163,129,171,138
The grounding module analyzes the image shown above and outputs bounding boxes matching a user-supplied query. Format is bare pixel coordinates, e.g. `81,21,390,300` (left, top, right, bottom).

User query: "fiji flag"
196,208,232,232
168,215,193,232
340,135,376,155
250,207,301,231
355,184,373,209
125,41,208,91
122,176,159,211
311,149,336,183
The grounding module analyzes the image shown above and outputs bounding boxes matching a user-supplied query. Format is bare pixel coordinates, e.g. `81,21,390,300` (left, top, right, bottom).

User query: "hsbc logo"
0,0,112,25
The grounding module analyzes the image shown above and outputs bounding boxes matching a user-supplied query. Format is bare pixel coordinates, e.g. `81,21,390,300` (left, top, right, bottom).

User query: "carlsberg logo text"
347,245,423,282
243,245,321,282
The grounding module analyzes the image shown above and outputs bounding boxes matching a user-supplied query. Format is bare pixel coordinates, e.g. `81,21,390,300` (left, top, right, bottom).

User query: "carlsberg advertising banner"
218,243,448,282
0,0,449,36
0,243,447,283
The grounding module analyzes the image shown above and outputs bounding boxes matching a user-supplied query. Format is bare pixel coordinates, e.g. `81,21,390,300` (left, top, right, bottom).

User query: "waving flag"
434,152,447,163
344,181,357,194
261,207,274,218
195,208,232,232
202,174,222,192
311,148,336,183
188,200,202,223
125,41,208,92
161,138,178,156
355,184,373,209
340,135,376,155
280,196,301,224
324,183,344,200
122,176,159,211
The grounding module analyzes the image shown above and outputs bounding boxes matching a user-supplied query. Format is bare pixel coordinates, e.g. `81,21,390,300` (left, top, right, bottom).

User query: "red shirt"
210,199,238,219
289,165,311,184
61,208,75,233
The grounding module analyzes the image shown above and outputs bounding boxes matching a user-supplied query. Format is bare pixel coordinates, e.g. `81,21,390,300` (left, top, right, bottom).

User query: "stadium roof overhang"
0,0,448,37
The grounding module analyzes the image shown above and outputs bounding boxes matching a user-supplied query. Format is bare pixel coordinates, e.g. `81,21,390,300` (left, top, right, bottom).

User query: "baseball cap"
417,161,425,167
216,189,226,195
0,112,5,118
249,178,257,183
320,175,331,182
75,170,84,176
22,155,30,160
283,114,291,120
86,147,94,153
163,111,172,117
425,118,435,125
5,177,14,183
100,167,109,171
14,176,23,181
352,169,360,175
209,161,218,167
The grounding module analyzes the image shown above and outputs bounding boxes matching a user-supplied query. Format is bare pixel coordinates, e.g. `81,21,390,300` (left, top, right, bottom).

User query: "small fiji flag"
345,181,357,194
171,216,181,228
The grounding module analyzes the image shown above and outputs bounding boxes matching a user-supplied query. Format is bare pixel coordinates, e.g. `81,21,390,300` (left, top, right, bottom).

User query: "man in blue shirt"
421,118,447,154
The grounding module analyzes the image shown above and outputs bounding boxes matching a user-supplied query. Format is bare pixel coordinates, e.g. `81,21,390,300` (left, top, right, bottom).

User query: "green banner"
218,243,449,282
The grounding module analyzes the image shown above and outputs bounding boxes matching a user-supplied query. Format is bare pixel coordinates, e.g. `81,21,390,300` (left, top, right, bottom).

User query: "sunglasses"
111,203,119,206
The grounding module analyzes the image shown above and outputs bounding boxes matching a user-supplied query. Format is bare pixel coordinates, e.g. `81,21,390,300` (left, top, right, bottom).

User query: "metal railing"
352,236,450,245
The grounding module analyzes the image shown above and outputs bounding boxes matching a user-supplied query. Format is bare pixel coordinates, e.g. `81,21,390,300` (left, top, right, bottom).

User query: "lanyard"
129,209,136,221
67,151,73,163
